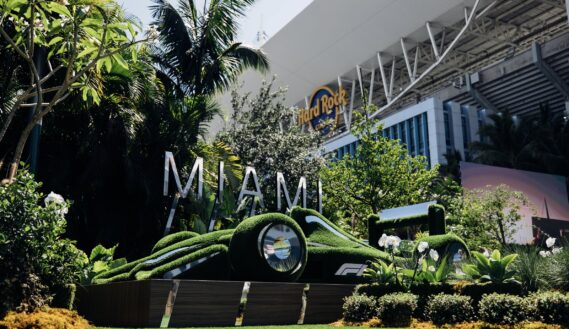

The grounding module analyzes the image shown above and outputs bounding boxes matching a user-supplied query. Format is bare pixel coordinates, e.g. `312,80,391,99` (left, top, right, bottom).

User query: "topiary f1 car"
93,207,467,284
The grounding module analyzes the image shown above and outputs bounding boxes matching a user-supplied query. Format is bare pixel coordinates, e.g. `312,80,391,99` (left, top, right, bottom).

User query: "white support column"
467,105,480,144
427,98,446,165
450,102,465,159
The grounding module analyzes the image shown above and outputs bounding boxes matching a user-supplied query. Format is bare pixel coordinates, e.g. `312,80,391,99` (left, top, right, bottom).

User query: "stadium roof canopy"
240,0,569,123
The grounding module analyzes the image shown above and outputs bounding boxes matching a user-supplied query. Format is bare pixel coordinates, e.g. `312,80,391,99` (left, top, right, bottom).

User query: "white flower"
552,247,562,255
386,235,401,249
428,265,436,272
147,24,160,41
45,191,64,205
8,16,14,21
417,241,429,253
44,192,68,215
429,249,439,262
455,268,465,276
546,237,556,248
378,234,388,248
482,249,490,258
539,250,552,258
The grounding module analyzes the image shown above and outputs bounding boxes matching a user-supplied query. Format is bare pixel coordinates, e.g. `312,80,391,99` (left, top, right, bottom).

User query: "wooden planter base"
76,280,355,327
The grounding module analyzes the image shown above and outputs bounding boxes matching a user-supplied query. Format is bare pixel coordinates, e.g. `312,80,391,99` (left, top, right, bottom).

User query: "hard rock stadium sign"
163,152,322,235
298,86,348,134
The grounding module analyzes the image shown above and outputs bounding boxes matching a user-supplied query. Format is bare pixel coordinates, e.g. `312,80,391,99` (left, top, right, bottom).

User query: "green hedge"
289,207,368,249
409,283,455,319
478,293,532,324
151,231,200,253
368,204,446,248
300,246,389,284
228,213,308,282
354,283,405,297
415,233,470,258
376,293,417,327
135,244,229,280
342,294,377,322
457,282,523,304
93,229,233,283
531,291,569,325
426,293,475,325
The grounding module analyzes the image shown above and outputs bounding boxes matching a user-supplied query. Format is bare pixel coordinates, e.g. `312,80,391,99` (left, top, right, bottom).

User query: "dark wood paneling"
148,280,173,327
76,280,356,327
76,280,152,327
303,283,355,324
243,281,305,326
169,280,243,327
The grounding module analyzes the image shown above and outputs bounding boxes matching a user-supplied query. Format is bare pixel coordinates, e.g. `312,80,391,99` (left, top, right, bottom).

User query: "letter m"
163,151,203,199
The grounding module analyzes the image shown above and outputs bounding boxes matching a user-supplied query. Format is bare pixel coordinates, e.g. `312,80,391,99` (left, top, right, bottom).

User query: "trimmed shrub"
151,231,200,253
426,294,475,325
410,283,455,319
376,293,417,327
457,282,523,304
531,291,569,325
0,308,90,329
478,293,532,325
342,294,377,322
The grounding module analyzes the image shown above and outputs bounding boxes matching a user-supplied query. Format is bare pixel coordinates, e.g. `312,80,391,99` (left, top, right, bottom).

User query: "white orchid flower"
429,249,439,262
378,234,388,248
546,237,556,248
417,241,429,253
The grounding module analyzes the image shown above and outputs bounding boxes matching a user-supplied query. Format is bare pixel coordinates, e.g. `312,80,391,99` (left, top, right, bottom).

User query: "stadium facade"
217,0,569,165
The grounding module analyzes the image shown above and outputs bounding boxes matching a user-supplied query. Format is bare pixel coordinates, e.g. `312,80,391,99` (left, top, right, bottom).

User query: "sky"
119,0,313,46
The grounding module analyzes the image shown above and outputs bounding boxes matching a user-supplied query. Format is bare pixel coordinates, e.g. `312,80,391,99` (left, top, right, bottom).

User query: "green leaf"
77,46,97,59
103,57,112,73
491,249,501,261
46,2,71,17
501,253,518,268
111,53,129,71
5,0,26,11
47,36,63,47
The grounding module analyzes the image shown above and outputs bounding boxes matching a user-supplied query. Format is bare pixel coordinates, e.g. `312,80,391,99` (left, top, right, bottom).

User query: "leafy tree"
150,0,268,96
447,184,532,249
0,0,151,181
218,78,325,212
320,109,440,237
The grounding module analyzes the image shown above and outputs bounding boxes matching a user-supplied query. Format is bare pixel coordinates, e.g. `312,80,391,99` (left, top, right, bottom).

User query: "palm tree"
150,0,269,97
470,110,539,171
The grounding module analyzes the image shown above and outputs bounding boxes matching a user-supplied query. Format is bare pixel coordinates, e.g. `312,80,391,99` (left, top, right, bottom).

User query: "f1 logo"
335,263,367,276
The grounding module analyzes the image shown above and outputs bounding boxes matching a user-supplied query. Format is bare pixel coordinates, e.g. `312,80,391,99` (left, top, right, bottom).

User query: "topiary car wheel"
229,213,307,282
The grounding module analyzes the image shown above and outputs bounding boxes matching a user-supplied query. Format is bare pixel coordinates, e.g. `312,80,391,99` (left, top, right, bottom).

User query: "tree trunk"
0,105,19,146
6,118,36,181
